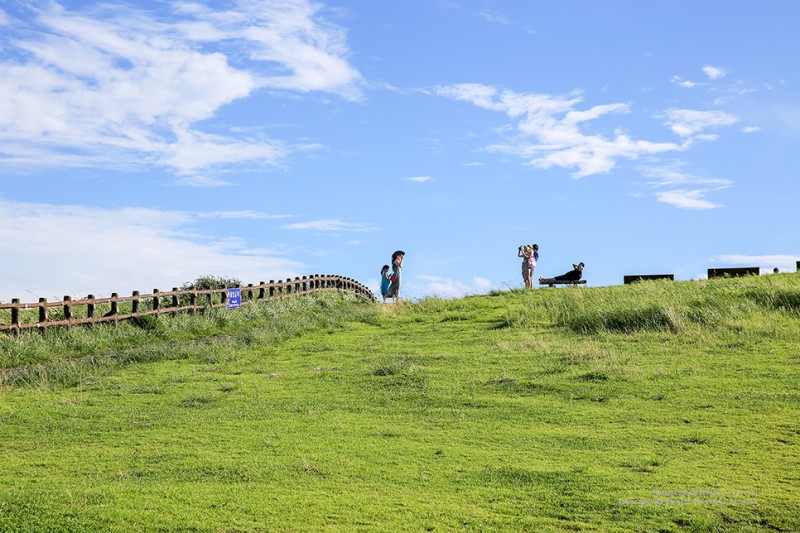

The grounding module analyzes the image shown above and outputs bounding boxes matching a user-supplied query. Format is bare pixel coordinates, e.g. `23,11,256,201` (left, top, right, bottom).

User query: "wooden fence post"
153,289,160,315
172,288,179,317
189,290,197,314
269,280,275,299
109,293,119,324
132,291,140,315
247,283,254,301
11,298,20,337
63,296,73,326
38,298,48,333
87,295,95,324
258,282,266,300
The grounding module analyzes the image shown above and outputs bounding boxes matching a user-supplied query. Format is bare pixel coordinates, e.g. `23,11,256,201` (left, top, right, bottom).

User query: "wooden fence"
0,275,375,335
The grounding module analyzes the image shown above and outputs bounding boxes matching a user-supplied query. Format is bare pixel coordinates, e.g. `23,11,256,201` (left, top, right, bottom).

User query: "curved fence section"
0,275,375,335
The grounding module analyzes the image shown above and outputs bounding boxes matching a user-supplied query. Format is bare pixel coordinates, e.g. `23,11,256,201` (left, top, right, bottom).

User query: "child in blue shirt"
380,264,392,303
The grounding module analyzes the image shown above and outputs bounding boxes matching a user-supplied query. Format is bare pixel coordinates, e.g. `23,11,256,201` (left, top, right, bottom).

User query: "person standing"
379,264,392,303
518,244,539,289
387,250,405,301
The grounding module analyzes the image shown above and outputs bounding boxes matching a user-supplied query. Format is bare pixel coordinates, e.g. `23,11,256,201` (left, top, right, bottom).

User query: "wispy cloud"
198,211,293,220
658,109,739,137
672,66,728,89
0,0,361,180
714,254,798,270
703,65,728,80
654,189,723,210
671,76,703,89
0,199,303,300
416,275,492,298
406,175,432,183
478,11,512,25
641,165,731,188
437,83,682,177
640,164,731,210
283,219,380,232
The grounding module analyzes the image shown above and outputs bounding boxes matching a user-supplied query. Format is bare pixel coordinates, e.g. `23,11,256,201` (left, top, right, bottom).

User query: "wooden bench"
624,274,674,284
707,267,759,279
538,278,587,288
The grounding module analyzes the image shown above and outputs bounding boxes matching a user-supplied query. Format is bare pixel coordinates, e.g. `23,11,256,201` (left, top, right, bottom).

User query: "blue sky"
1,0,798,301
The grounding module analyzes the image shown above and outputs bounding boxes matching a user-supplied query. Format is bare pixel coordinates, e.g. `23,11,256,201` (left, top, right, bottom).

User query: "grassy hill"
1,274,799,532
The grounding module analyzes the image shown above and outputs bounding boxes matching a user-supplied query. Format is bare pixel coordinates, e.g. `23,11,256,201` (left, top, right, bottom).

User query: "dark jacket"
554,267,582,282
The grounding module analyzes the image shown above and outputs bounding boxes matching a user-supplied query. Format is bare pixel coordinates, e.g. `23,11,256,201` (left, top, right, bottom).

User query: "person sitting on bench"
540,262,584,284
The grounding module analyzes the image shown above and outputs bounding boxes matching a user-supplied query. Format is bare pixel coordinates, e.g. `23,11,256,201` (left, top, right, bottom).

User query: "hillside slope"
1,275,799,531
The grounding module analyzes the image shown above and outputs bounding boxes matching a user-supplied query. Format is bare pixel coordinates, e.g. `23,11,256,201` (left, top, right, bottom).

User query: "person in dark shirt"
540,262,584,285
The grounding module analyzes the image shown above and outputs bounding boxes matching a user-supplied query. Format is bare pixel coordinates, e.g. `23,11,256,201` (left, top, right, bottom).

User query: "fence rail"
0,275,375,335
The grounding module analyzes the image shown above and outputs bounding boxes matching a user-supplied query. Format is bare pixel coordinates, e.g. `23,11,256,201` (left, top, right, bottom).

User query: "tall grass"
0,291,380,389
538,276,800,334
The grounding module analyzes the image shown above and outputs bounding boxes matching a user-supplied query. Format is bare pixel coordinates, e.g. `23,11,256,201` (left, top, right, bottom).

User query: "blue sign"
226,288,241,309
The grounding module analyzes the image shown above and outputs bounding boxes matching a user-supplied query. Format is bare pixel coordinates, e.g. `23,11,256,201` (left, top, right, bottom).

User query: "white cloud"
671,76,703,89
198,211,293,220
0,0,361,178
641,164,731,210
416,275,493,298
406,176,432,182
655,189,723,210
463,161,484,167
0,199,304,301
177,176,233,188
473,276,493,290
437,83,683,178
283,219,380,232
658,109,739,137
741,126,761,133
478,11,512,25
714,255,798,270
640,165,731,189
703,65,728,80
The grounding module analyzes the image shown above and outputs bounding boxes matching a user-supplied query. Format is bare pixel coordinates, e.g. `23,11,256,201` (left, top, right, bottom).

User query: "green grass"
1,277,799,531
